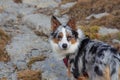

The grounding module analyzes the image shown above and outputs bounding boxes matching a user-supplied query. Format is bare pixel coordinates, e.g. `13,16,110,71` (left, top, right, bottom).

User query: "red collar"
63,57,68,67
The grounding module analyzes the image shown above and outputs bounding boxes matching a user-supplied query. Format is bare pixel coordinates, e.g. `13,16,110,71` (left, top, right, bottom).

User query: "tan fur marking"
52,32,63,43
104,66,110,80
59,32,63,38
53,38,59,44
67,63,88,80
66,32,77,44
78,76,88,80
67,63,72,78
71,38,77,44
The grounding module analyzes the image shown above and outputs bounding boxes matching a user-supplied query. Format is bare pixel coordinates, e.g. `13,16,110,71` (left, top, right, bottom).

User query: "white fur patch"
58,28,69,50
50,39,79,60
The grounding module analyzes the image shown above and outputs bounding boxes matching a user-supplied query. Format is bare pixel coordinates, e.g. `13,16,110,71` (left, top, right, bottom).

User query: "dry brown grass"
13,0,22,3
61,0,77,4
89,15,120,29
0,6,4,13
17,69,42,80
1,77,7,80
34,30,49,38
66,0,120,29
27,55,47,68
0,28,10,62
80,26,120,51
80,25,100,39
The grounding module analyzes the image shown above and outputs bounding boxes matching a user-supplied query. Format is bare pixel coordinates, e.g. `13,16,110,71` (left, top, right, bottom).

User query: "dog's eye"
67,36,72,41
57,35,62,40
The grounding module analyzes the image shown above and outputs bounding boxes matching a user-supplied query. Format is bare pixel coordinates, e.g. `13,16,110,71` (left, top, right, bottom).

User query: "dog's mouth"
62,48,68,50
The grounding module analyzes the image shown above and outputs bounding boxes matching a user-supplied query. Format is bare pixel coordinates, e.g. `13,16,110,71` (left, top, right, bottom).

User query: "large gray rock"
6,26,39,64
31,53,69,80
23,0,59,8
23,14,51,36
98,27,119,36
5,25,68,80
0,0,70,80
0,62,15,79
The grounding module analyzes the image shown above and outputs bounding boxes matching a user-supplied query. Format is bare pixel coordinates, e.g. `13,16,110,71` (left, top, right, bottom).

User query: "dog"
50,16,120,80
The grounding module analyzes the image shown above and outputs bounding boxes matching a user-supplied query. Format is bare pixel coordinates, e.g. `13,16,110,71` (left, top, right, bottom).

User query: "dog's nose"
62,43,67,49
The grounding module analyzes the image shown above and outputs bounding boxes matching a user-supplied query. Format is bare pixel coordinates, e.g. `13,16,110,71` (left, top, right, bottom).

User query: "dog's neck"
63,36,90,67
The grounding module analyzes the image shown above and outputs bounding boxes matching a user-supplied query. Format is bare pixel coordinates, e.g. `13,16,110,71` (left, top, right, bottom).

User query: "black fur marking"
98,53,105,59
72,30,78,39
97,48,107,58
111,67,116,76
110,48,118,54
111,62,117,76
52,16,58,21
89,45,98,54
63,25,67,28
73,38,90,79
70,59,74,64
94,66,103,76
97,53,104,58
72,68,80,78
82,51,87,76
103,45,110,47
113,55,120,62
51,32,57,38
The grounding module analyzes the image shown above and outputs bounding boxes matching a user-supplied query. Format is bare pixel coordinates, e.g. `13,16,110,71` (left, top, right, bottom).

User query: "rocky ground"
0,0,120,80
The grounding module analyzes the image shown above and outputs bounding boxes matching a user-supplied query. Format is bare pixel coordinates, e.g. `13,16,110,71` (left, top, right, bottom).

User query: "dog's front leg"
67,64,76,80
78,76,88,80
67,63,72,78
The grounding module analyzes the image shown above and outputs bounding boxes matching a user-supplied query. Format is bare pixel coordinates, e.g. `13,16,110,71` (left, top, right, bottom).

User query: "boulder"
23,14,51,36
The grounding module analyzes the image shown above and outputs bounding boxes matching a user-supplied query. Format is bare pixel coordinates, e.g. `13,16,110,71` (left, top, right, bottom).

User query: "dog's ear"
67,18,76,30
51,16,61,31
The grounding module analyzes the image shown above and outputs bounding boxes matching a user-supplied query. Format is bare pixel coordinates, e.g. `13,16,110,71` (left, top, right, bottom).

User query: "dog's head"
50,16,84,60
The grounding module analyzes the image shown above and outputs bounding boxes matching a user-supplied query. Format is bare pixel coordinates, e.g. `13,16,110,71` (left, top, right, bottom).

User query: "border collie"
50,16,120,80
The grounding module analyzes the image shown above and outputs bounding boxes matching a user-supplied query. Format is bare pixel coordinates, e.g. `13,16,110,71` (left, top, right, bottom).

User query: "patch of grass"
99,32,120,42
13,0,22,3
61,0,76,4
80,25,100,39
0,28,10,62
34,30,49,37
80,26,120,51
90,15,120,29
66,0,120,29
0,6,4,13
17,69,42,80
1,77,7,80
98,32,120,51
117,32,120,40
27,55,47,68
